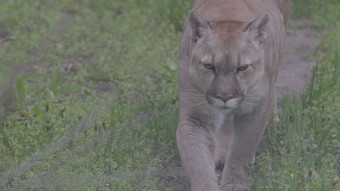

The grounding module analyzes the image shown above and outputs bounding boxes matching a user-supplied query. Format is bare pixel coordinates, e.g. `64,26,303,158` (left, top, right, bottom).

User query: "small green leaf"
166,58,177,71
15,80,26,102
110,162,118,170
82,87,92,96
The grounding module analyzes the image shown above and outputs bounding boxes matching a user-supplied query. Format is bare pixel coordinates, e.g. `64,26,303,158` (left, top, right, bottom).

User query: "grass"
0,0,339,190
250,1,340,190
0,0,190,190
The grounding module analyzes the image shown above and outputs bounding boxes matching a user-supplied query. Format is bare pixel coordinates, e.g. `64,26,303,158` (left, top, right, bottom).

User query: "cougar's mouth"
206,95,244,113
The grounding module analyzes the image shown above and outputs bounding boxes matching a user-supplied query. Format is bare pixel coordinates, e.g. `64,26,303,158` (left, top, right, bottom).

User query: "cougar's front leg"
214,116,233,170
221,103,271,190
177,120,219,191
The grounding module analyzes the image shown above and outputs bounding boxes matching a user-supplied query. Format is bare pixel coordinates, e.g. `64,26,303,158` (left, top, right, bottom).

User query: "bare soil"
276,19,317,98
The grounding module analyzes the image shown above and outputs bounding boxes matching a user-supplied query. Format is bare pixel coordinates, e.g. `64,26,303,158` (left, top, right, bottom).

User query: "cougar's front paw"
220,184,249,191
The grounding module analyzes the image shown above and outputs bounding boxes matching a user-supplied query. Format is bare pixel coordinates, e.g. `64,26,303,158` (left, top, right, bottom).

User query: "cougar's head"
187,10,269,114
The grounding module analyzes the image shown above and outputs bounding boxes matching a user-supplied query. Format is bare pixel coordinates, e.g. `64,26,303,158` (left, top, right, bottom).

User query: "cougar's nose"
215,94,233,102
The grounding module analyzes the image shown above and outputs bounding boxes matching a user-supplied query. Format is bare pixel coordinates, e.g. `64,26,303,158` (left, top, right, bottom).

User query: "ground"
277,19,318,98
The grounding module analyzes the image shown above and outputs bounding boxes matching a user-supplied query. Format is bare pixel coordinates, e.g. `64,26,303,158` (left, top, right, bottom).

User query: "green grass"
0,0,339,190
251,1,340,190
0,0,190,190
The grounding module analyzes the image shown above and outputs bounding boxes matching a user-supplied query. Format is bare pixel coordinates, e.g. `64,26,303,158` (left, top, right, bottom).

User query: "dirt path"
276,19,317,98
168,18,318,191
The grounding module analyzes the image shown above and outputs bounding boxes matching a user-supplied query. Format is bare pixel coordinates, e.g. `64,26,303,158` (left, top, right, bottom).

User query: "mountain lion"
176,0,290,190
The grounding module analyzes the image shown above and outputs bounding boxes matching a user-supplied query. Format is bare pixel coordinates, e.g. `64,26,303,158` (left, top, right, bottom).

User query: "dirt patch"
276,19,318,98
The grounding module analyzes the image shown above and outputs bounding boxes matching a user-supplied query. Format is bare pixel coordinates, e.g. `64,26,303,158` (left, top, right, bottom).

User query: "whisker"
245,96,262,99
241,102,256,108
244,98,262,102
244,94,261,98
190,97,205,99
191,101,208,108
181,91,204,94
239,104,250,113
242,101,260,106
182,89,204,93
183,95,206,99
181,93,206,98
182,92,204,96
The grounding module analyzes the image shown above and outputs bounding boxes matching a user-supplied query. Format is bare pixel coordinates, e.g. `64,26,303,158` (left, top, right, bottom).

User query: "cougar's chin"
206,97,243,114
217,107,234,114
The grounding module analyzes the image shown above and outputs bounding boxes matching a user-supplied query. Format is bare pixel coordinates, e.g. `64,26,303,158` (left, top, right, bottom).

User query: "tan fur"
177,0,290,190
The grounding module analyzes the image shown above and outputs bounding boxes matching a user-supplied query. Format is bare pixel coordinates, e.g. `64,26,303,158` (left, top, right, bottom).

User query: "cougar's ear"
188,10,211,42
246,13,269,43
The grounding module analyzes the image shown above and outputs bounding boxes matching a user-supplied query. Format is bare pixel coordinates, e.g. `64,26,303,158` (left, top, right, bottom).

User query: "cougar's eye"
203,62,215,71
236,65,249,72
